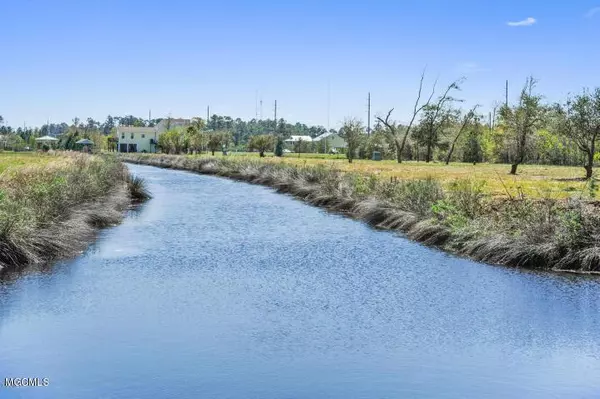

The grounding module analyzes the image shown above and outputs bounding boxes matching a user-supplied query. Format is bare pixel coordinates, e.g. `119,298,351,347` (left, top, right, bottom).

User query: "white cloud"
585,7,600,18
507,17,537,27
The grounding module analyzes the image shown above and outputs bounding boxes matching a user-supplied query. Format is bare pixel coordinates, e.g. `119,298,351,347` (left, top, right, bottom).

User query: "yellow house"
116,126,158,153
116,118,191,153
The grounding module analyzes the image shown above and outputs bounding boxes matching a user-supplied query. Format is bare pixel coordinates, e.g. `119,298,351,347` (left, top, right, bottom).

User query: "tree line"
2,74,600,178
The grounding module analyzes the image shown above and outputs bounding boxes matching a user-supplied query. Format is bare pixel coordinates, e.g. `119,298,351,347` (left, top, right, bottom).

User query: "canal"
1,163,600,398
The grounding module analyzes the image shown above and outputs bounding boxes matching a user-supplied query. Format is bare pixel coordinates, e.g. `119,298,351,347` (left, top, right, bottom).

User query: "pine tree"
274,137,284,157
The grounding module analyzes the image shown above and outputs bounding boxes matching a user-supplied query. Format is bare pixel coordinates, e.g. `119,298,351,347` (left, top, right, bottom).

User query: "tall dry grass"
0,153,146,275
120,153,600,273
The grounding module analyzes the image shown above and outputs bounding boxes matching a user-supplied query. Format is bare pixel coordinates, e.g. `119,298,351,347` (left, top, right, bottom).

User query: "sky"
1,0,600,129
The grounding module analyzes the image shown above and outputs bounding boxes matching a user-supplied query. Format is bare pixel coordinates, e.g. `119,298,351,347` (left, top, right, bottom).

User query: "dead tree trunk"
585,144,595,179
376,69,436,163
445,106,478,165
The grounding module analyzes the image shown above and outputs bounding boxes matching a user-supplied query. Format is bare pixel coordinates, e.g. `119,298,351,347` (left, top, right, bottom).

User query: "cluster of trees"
358,73,600,178
3,74,600,178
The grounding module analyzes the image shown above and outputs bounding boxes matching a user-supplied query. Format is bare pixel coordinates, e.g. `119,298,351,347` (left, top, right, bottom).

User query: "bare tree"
445,105,479,165
499,76,546,175
555,88,600,179
412,78,465,162
376,69,436,163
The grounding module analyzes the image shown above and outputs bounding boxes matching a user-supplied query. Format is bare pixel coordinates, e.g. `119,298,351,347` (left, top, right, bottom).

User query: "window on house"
121,133,125,139
142,134,145,138
131,133,134,139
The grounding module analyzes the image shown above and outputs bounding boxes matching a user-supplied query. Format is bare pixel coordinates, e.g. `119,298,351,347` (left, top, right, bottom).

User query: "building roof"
313,132,338,141
35,135,59,141
284,135,313,142
116,126,157,133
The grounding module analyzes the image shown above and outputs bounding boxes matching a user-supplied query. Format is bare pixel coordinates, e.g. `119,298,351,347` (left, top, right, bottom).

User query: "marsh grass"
0,152,148,274
127,174,152,201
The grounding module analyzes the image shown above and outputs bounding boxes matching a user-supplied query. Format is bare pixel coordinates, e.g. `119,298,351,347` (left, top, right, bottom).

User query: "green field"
0,151,59,173
186,151,593,199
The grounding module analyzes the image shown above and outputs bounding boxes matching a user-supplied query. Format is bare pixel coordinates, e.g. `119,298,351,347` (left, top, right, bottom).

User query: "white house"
312,132,347,152
116,118,191,153
284,135,312,147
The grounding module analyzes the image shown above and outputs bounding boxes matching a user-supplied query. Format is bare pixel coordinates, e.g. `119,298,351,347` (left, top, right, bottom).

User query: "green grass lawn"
0,151,59,173
186,151,594,198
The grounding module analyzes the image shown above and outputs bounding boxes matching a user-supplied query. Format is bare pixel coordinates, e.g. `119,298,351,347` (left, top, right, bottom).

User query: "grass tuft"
127,174,152,201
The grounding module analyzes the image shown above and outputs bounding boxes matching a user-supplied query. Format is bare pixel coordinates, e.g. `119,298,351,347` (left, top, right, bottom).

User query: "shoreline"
0,154,150,280
0,184,131,280
120,153,600,276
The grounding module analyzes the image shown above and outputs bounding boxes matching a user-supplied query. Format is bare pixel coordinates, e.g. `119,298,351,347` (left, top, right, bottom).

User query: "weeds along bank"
0,152,150,276
121,153,600,273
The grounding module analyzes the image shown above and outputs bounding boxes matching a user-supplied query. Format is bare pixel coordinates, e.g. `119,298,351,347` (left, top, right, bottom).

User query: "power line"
327,81,331,131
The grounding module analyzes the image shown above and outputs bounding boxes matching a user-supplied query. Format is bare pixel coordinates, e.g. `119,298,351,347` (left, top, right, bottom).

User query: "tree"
274,137,284,157
207,131,231,155
185,126,206,154
191,117,206,132
463,117,485,164
340,118,366,163
445,105,479,164
376,69,437,163
293,138,310,155
248,135,275,157
158,129,185,154
556,88,600,179
102,115,115,135
499,76,546,175
412,79,464,163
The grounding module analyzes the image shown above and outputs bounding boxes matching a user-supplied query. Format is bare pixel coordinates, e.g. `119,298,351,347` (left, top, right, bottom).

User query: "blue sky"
2,0,600,129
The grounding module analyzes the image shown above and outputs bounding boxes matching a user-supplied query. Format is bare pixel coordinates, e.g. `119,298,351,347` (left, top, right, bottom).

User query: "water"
1,163,600,399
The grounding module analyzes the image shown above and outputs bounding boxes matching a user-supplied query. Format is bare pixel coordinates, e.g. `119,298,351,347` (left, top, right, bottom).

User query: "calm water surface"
1,164,600,398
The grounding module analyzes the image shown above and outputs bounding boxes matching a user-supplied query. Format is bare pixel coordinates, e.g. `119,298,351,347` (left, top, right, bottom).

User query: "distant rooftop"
313,132,337,141
116,126,156,133
284,135,313,142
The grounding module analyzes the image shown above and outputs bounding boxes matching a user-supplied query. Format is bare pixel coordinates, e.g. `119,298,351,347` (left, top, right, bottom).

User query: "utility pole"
260,98,263,120
148,109,151,125
274,100,277,133
206,106,210,128
327,80,331,132
505,80,509,107
367,92,371,135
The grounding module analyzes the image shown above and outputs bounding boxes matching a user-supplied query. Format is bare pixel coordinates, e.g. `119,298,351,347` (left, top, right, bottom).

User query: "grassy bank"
0,152,149,276
121,153,600,274
182,152,595,199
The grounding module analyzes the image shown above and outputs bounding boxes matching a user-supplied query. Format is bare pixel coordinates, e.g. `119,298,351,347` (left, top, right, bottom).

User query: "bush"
275,138,284,157
380,177,445,216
